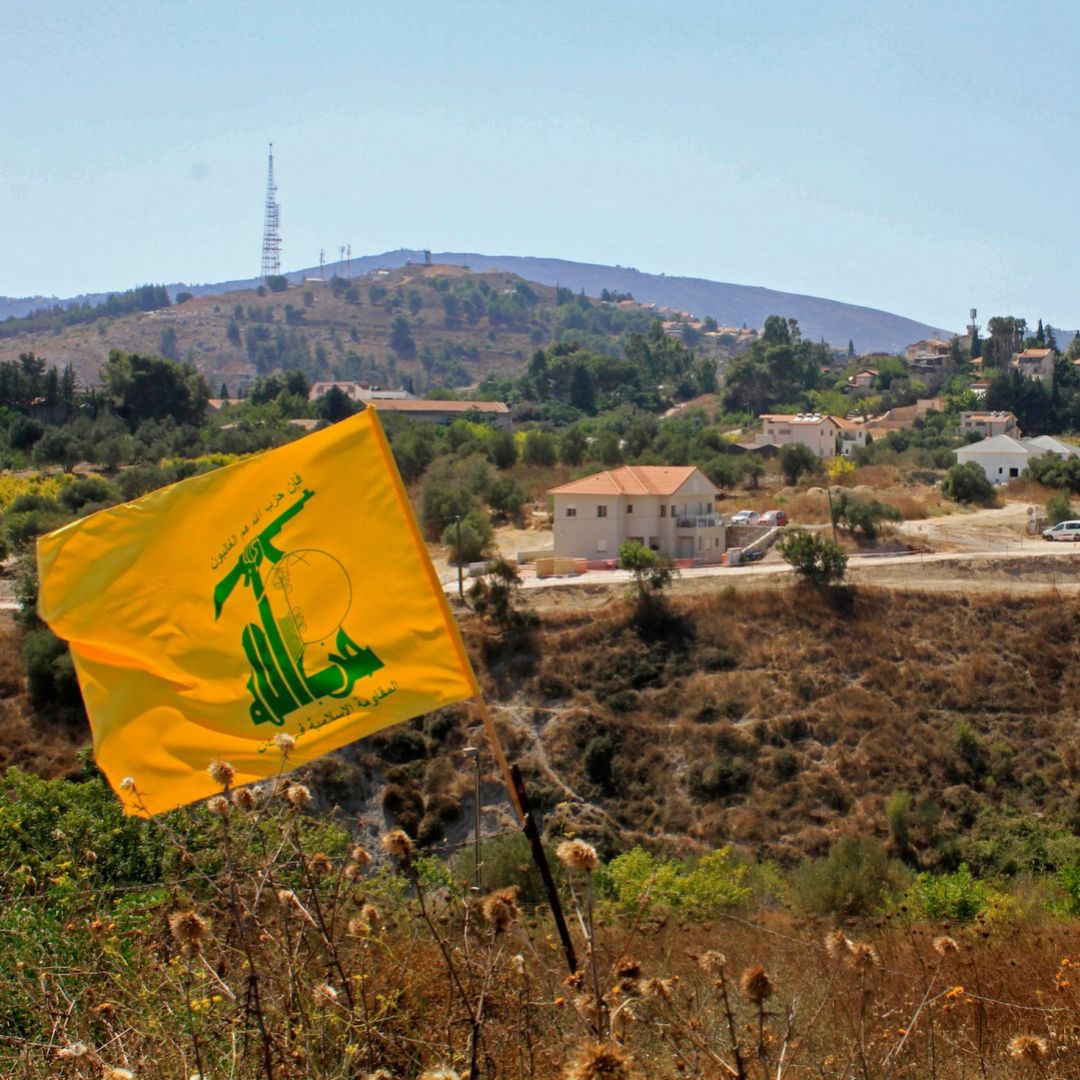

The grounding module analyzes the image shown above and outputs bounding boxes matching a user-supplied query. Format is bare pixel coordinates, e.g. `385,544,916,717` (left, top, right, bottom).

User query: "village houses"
754,413,868,458
955,433,1080,484
548,465,725,562
1010,347,1054,385
959,411,1019,439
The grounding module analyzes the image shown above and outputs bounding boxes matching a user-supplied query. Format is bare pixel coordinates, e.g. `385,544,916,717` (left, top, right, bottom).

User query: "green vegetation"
830,490,902,539
942,461,997,505
776,528,847,584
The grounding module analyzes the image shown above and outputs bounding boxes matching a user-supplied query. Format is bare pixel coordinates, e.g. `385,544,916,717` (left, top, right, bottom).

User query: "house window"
1009,467,1019,477
660,506,667,518
565,506,577,517
670,505,676,518
597,505,608,518
626,504,633,514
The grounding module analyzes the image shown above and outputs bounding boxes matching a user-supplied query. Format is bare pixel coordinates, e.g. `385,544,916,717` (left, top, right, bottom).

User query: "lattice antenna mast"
260,143,282,280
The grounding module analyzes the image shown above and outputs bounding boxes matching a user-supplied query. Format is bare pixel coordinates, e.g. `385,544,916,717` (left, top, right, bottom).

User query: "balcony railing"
676,515,720,528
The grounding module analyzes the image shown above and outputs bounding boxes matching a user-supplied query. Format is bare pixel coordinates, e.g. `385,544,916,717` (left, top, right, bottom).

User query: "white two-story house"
549,465,725,562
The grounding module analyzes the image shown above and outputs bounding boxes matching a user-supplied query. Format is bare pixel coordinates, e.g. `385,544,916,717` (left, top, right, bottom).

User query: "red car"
759,510,788,526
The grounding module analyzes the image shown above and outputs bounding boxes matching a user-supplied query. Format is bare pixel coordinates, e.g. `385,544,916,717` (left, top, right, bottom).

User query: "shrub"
599,845,751,919
58,475,114,512
1047,489,1073,525
831,491,901,539
942,462,996,505
265,274,288,292
791,836,909,915
901,864,1000,922
779,442,819,485
522,429,557,466
442,508,494,563
619,539,675,600
583,733,617,792
22,627,82,708
777,528,847,585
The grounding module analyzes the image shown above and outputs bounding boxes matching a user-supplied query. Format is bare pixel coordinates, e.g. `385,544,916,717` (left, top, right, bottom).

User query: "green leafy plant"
777,528,847,585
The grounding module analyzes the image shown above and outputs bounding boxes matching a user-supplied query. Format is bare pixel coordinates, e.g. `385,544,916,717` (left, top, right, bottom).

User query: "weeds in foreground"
4,755,1080,1077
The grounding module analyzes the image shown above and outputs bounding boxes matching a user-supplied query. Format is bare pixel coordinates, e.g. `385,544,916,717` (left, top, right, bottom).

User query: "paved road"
440,541,1080,595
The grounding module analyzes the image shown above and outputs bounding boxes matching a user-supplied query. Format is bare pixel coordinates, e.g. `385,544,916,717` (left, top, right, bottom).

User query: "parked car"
759,510,789,526
739,548,765,562
729,510,761,525
1042,519,1080,541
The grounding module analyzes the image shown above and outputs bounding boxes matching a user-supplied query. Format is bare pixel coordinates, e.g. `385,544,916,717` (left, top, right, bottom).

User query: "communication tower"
346,243,351,277
319,248,325,278
260,144,282,279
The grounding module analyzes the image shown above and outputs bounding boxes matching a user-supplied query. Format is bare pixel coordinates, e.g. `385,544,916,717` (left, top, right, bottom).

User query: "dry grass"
465,585,1080,866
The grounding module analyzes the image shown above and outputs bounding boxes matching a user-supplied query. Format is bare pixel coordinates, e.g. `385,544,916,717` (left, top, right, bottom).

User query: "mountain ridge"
0,251,953,354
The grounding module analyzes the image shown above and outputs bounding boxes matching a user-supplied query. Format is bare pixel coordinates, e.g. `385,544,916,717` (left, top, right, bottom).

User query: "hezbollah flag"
37,409,480,816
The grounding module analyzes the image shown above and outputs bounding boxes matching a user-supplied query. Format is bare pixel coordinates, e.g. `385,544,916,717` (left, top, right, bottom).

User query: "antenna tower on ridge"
346,243,351,277
319,248,325,279
260,143,282,280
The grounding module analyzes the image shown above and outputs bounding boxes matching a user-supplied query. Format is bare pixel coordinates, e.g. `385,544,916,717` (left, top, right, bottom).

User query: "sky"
4,0,1079,332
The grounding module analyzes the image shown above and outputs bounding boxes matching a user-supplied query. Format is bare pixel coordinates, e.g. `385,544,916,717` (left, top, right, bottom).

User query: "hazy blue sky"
4,0,1078,331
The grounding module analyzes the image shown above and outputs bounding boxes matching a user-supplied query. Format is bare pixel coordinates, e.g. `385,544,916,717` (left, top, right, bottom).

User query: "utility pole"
455,514,464,598
463,746,482,892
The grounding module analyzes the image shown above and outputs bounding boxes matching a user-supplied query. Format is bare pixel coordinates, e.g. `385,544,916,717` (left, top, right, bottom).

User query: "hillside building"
754,413,866,458
959,411,1019,439
955,433,1079,483
1009,348,1055,385
548,465,724,562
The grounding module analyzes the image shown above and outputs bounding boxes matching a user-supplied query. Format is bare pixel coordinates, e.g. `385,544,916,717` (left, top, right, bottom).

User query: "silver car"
1042,519,1080,541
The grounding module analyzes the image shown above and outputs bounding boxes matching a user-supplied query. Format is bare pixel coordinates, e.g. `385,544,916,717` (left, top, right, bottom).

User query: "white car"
730,510,761,526
1042,520,1080,541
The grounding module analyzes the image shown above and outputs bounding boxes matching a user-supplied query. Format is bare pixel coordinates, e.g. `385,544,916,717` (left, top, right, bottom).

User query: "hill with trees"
0,266,741,397
0,249,954,353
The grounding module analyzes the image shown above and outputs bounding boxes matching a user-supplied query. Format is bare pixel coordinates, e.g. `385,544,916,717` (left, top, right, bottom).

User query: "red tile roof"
549,465,702,497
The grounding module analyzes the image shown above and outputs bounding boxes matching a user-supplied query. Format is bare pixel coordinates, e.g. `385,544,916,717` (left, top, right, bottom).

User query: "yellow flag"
37,409,479,816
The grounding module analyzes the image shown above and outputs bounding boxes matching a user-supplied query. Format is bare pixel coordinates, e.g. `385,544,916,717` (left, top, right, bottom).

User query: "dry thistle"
168,910,209,952
119,777,136,792
557,839,598,872
563,1040,633,1080
274,731,296,757
825,928,850,961
313,983,339,1006
381,828,414,860
349,844,372,866
933,935,960,956
418,1070,462,1080
362,1072,393,1080
846,941,879,970
697,950,726,977
1007,1034,1050,1062
309,852,333,876
56,1042,89,1060
206,795,229,818
481,886,521,933
207,759,235,788
740,965,774,1003
234,786,257,810
284,783,312,809
104,1069,136,1080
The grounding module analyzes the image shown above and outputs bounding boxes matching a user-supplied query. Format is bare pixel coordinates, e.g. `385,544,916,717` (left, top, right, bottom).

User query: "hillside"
9,576,1080,878
2,249,954,355
0,265,741,394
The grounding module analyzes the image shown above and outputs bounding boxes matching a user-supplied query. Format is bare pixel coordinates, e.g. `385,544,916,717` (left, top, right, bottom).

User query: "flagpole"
470,694,578,974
